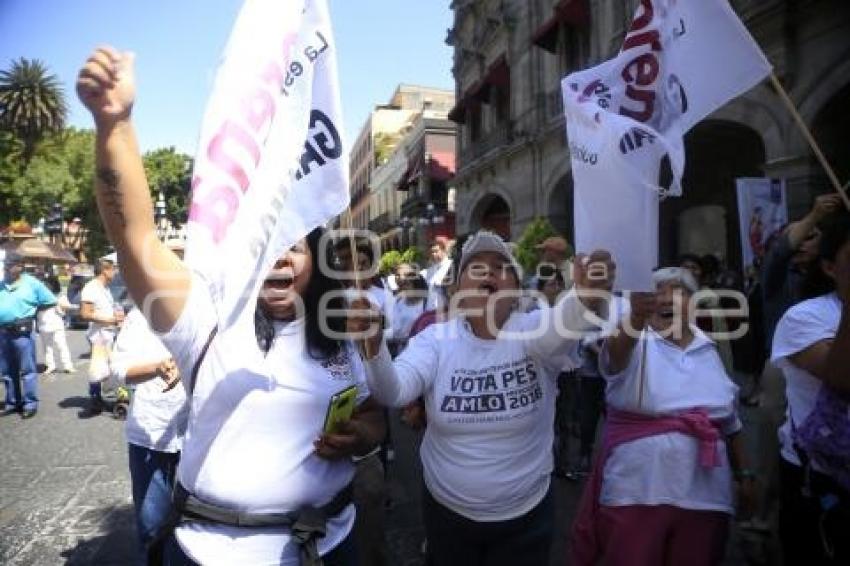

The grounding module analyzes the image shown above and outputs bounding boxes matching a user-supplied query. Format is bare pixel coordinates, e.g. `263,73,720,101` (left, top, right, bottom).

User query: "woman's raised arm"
77,46,189,332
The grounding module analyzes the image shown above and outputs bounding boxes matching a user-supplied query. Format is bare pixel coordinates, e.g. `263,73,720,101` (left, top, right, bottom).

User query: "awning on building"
396,149,455,190
472,55,510,102
531,0,589,53
396,154,423,190
448,79,484,124
428,150,456,183
447,55,509,123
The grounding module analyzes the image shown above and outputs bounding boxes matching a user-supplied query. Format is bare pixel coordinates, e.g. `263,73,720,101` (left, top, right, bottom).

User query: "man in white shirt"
421,237,453,311
79,259,123,417
37,274,75,374
532,236,573,289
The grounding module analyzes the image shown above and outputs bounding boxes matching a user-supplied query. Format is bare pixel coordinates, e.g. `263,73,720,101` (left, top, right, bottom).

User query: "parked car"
66,267,94,329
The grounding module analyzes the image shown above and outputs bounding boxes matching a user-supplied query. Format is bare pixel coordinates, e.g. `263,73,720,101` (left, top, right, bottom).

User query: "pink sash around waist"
569,407,722,565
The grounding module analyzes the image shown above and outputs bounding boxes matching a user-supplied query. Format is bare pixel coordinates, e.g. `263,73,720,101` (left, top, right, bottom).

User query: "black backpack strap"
188,327,218,396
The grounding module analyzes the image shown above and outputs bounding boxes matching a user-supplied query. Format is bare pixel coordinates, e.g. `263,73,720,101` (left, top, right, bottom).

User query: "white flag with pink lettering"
562,0,771,290
186,0,348,327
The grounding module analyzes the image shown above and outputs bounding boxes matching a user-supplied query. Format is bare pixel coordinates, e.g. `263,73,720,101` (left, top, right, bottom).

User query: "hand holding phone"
323,385,358,434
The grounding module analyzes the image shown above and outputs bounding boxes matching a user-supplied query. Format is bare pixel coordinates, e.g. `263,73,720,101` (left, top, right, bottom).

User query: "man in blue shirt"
1,252,57,418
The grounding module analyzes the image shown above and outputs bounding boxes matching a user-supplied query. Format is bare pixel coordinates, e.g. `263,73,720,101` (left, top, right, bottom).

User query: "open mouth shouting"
478,282,498,295
264,267,295,290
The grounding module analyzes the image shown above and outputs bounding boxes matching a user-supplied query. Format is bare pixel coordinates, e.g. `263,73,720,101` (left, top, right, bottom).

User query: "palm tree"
0,57,68,165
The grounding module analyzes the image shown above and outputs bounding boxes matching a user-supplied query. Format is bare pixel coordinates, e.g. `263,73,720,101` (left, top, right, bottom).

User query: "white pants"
40,328,74,371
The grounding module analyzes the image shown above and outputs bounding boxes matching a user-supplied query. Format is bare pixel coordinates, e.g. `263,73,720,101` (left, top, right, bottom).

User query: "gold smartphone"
323,385,358,434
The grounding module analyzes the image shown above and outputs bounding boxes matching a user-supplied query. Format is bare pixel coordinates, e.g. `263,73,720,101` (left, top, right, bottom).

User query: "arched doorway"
471,193,512,240
547,174,575,244
659,120,766,270
812,82,850,194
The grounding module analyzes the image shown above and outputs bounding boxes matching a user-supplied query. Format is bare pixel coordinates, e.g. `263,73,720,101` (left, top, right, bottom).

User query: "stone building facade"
370,112,457,251
348,85,455,232
448,0,850,269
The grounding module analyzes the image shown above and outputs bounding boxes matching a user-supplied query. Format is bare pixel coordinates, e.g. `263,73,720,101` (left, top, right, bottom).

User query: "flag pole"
343,206,376,358
769,73,850,210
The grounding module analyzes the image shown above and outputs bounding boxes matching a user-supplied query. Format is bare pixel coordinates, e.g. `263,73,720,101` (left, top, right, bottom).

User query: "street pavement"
1,329,779,565
0,330,136,565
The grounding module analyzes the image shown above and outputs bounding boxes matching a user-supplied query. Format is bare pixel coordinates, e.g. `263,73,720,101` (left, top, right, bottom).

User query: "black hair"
536,267,565,291
334,237,374,264
700,254,721,280
255,227,345,359
678,253,702,268
410,274,428,292
801,210,850,299
44,274,61,295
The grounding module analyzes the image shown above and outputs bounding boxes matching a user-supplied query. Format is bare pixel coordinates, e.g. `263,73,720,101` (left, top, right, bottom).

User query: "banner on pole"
735,178,788,274
562,0,771,290
186,0,349,328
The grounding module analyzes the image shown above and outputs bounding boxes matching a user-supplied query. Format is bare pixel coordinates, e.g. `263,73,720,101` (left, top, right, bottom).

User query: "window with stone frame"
557,23,587,77
467,103,483,142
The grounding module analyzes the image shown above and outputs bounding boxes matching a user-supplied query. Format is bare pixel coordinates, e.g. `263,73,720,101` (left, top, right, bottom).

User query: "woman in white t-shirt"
149,229,385,566
771,210,850,565
571,268,754,566
110,307,186,553
76,48,385,566
349,230,613,566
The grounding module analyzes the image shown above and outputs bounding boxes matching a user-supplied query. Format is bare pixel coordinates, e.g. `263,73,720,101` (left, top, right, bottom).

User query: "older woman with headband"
349,230,614,566
571,267,755,566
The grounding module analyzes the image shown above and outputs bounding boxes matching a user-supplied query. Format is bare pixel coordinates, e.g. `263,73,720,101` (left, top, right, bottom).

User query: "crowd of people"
1,45,848,566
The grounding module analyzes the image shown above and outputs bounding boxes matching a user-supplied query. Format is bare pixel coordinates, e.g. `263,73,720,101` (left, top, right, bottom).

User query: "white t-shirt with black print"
162,273,369,565
364,291,591,521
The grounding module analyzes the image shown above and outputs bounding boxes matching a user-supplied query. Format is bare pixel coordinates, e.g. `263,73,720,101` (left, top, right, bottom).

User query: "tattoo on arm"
97,168,127,227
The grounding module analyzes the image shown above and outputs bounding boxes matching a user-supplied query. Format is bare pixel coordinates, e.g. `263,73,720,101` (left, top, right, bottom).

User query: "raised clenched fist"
76,46,136,129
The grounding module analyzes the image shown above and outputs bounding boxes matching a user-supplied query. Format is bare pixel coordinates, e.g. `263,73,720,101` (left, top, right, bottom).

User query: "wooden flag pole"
342,206,376,358
769,73,850,211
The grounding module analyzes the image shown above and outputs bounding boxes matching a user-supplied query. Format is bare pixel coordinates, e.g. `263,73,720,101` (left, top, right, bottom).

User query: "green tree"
0,58,68,166
514,217,570,276
0,131,23,217
379,249,403,275
373,132,400,166
0,128,95,223
143,147,193,223
0,127,110,259
379,247,423,276
401,246,422,267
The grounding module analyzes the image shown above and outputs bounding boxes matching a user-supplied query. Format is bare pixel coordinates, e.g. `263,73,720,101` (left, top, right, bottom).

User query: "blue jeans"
128,443,179,553
1,329,38,412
